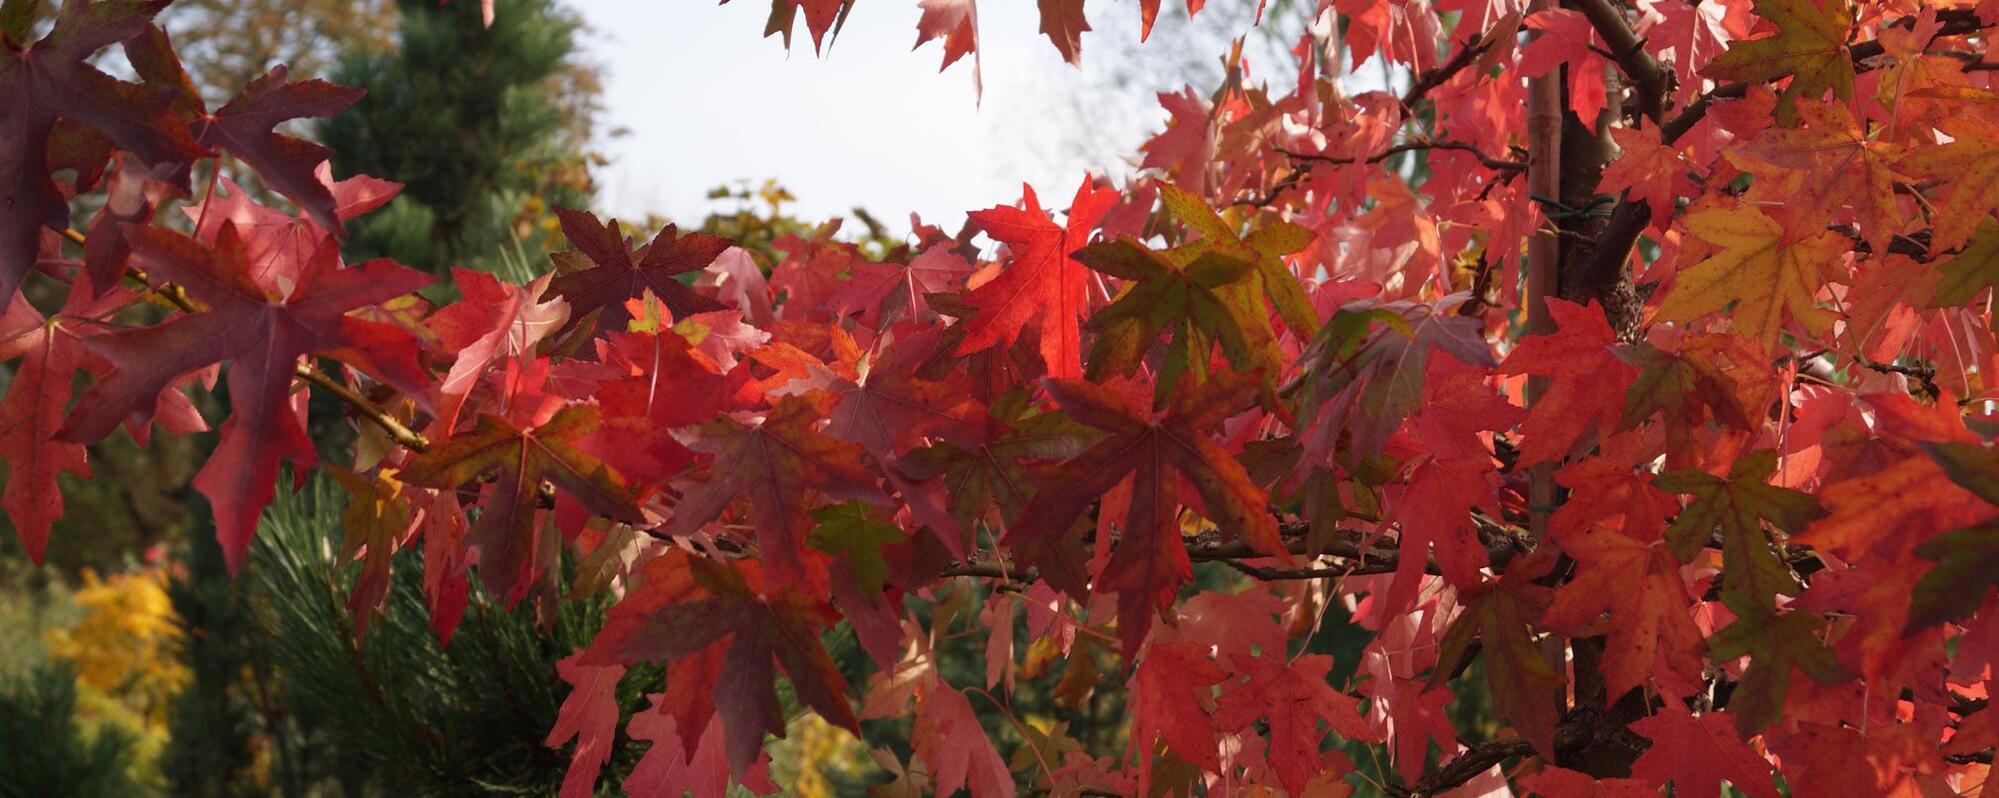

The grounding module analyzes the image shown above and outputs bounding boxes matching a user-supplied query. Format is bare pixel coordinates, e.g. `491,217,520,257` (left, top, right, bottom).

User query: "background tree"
3,0,1999,796
321,0,603,273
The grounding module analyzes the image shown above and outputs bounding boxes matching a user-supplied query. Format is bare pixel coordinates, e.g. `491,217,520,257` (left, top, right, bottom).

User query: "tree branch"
58,225,432,453
1394,738,1535,797
1577,9,1992,301
1570,0,1670,122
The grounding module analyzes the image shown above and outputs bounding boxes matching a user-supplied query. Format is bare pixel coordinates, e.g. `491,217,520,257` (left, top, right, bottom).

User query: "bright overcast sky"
569,0,1273,233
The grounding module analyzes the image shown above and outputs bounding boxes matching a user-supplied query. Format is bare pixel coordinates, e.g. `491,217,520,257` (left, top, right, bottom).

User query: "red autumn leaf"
1499,298,1637,465
912,675,1014,798
1130,642,1227,775
0,279,137,562
398,405,644,605
1211,651,1373,795
586,551,859,778
1598,125,1696,233
0,0,201,304
1518,9,1609,122
1006,370,1287,658
953,177,1117,380
59,224,431,572
657,392,885,587
1726,100,1906,257
1516,766,1657,797
194,65,362,235
546,653,627,798
827,245,973,330
1430,549,1564,757
913,0,980,95
1628,709,1780,798
426,268,567,433
1035,0,1089,65
1540,525,1706,702
543,208,730,336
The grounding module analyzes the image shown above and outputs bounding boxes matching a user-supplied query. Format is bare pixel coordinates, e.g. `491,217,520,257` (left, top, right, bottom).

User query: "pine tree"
320,0,599,273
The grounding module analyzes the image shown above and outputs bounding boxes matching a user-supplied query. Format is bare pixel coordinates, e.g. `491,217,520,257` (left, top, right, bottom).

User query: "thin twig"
59,225,431,452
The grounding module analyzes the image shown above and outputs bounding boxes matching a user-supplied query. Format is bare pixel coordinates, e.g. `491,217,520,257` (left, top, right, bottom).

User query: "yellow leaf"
1656,209,1845,351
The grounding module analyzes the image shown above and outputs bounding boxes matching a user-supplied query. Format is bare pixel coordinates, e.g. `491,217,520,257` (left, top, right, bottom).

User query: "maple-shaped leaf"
1498,298,1636,465
1007,371,1286,658
1036,0,1089,65
1903,440,1999,631
824,326,987,464
0,279,137,562
913,0,980,95
196,65,362,235
326,466,418,635
1296,299,1498,463
954,177,1116,380
427,268,567,433
1628,709,1780,798
399,406,644,605
546,652,627,798
622,697,779,798
1211,651,1372,796
1518,9,1609,122
1767,721,1937,798
60,225,433,572
807,501,906,596
1517,766,1658,798
1429,549,1564,756
1157,183,1320,340
1654,208,1847,352
1906,522,1999,632
826,245,971,329
1929,218,1999,308
1541,525,1705,703
897,385,1098,535
1130,642,1227,777
1618,334,1773,435
1599,125,1695,232
755,0,854,53
544,208,729,336
1643,0,1730,103
1727,100,1905,257
1704,0,1854,120
659,392,885,587
0,0,202,304
589,551,860,778
1384,455,1502,616
912,676,1014,797
1073,238,1262,392
1705,599,1847,737
1655,450,1825,610
1898,116,1999,252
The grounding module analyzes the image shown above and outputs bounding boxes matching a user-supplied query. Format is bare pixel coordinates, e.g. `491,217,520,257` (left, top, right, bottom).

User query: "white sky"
569,0,1277,233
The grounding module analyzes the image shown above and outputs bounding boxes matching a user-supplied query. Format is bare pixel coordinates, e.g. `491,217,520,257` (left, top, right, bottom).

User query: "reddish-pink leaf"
954,177,1117,380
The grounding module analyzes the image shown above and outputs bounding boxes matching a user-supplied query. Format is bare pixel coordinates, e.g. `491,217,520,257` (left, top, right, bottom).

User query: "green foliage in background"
323,0,601,273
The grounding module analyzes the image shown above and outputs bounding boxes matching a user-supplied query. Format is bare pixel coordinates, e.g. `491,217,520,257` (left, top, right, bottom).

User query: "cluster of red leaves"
7,0,1999,795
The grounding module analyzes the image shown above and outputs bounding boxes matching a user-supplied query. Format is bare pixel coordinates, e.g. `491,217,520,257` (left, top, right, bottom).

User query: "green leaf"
1076,238,1262,398
1706,598,1848,738
1930,219,1999,308
1918,441,1999,506
809,502,908,595
1656,450,1825,609
1158,183,1320,339
1906,520,1999,633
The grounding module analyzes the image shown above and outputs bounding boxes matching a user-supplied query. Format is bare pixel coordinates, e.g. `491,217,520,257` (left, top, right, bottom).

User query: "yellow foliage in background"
768,711,869,797
42,566,189,783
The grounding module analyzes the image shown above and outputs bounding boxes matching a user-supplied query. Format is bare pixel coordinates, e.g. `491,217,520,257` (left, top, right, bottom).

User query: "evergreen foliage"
0,665,138,798
321,0,598,272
